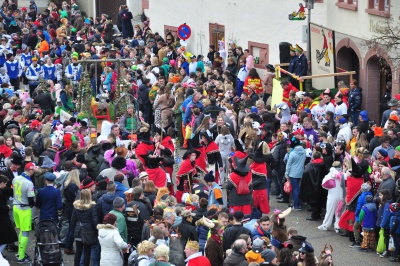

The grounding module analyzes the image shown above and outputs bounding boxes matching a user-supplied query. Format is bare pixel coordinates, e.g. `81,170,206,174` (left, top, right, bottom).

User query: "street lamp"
305,0,315,74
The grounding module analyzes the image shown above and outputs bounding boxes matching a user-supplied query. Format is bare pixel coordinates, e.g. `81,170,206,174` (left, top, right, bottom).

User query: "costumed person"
134,122,154,167
318,161,344,232
184,239,211,266
190,132,208,176
143,155,167,189
271,208,291,243
204,171,224,210
243,68,263,96
25,56,43,96
200,130,223,184
176,149,201,203
249,141,272,215
300,151,329,221
226,156,252,215
155,127,175,195
235,58,247,97
338,158,365,243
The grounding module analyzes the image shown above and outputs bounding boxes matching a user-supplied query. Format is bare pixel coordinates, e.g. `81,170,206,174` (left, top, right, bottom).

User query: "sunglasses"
300,252,306,255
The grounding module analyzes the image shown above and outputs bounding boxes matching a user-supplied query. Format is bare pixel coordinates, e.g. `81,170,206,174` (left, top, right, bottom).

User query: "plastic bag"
185,125,192,139
389,236,395,251
284,181,292,194
376,228,386,254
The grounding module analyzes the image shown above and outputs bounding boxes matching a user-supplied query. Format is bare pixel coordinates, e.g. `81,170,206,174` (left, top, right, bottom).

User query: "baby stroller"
34,218,64,266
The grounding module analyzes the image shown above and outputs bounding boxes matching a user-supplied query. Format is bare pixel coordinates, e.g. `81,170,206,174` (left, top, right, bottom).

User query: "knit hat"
250,208,262,220
261,249,277,263
396,145,400,152
113,197,125,209
359,110,368,121
204,171,215,182
378,149,389,158
80,177,95,189
252,238,264,253
374,127,384,137
103,213,117,225
361,182,371,192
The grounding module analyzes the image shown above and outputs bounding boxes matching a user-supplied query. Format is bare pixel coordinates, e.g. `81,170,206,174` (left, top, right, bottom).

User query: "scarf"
210,234,222,245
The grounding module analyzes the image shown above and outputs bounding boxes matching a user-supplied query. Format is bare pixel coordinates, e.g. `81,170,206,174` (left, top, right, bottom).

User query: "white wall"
127,0,142,18
146,0,327,65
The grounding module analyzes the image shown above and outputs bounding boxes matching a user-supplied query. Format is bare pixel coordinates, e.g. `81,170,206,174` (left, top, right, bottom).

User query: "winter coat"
115,181,128,200
377,177,396,201
34,92,54,111
272,141,287,172
223,251,248,266
177,218,198,248
285,145,306,178
98,224,128,266
360,202,377,230
355,191,373,222
349,87,362,111
379,200,393,229
390,213,400,235
126,198,151,244
0,188,18,244
70,200,99,241
96,192,117,223
138,84,151,106
299,159,328,204
196,224,209,253
109,209,128,243
222,224,251,252
63,183,79,218
144,192,156,208
33,167,53,190
251,226,271,240
205,236,223,266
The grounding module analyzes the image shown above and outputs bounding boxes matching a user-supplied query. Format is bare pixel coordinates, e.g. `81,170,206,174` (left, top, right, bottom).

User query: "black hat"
11,154,23,165
350,158,367,178
266,64,275,71
144,156,163,169
189,132,203,149
232,156,250,176
183,149,201,159
234,138,245,153
204,171,215,182
76,153,86,164
200,130,213,143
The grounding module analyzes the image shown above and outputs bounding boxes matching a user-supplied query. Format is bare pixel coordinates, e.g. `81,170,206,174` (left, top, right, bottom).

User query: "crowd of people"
0,1,399,266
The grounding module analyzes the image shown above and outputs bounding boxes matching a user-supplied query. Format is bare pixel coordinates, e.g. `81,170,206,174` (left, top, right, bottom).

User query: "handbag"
283,181,292,194
80,222,97,245
376,228,387,254
321,174,336,189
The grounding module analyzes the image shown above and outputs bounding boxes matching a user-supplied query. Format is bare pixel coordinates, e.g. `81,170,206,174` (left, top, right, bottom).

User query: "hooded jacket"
97,224,128,266
137,83,151,106
96,192,117,223
285,145,306,178
299,158,328,204
360,202,377,230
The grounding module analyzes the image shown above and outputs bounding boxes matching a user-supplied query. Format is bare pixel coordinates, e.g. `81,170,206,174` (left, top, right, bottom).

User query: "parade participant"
4,53,21,90
293,44,308,90
249,141,272,215
236,58,247,97
281,80,298,107
25,56,43,96
200,130,223,184
0,36,12,67
12,162,36,264
135,122,154,166
35,172,63,222
42,57,58,84
204,171,224,210
226,155,252,215
143,155,167,189
175,149,200,203
184,240,211,266
65,54,82,86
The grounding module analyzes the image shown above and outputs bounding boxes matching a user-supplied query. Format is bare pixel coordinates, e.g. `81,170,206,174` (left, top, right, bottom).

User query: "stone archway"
337,47,360,84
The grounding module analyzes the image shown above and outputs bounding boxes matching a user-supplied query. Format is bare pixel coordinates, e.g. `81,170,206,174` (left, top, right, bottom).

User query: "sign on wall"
310,23,336,89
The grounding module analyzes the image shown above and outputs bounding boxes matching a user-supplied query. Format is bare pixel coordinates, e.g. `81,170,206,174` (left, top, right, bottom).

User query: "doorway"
209,23,225,52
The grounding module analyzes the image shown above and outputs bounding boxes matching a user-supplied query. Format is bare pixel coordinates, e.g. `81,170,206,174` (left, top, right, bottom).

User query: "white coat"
97,224,128,266
336,122,352,143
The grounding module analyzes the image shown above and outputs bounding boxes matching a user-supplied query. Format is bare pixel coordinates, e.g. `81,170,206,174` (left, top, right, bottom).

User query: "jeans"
266,178,271,200
350,111,360,126
289,177,302,209
275,169,284,196
65,217,74,250
393,234,400,256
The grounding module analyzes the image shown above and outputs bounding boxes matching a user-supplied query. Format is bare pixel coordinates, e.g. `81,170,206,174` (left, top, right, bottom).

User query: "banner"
60,109,72,123
271,78,283,113
310,23,336,90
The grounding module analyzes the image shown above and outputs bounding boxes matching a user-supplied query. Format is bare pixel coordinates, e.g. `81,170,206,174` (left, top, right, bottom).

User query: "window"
365,0,390,17
336,0,358,11
248,41,269,69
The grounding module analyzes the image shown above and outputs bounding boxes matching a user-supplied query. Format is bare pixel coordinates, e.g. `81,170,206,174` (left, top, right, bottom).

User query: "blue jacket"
380,200,393,229
196,225,209,253
103,72,112,92
294,54,308,77
115,181,128,200
96,192,117,223
183,99,204,126
288,56,298,74
355,191,372,222
360,203,377,230
390,213,400,235
35,185,63,222
349,87,362,111
285,145,306,178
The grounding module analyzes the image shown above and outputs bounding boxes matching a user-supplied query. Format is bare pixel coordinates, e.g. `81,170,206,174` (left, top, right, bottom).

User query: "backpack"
32,133,46,157
127,250,147,266
237,176,250,195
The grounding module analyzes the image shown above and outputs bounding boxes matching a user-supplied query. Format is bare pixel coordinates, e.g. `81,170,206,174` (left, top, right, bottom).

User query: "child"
377,189,392,258
215,125,234,186
245,238,265,264
371,161,381,193
359,195,377,251
351,182,373,247
389,202,400,262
